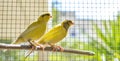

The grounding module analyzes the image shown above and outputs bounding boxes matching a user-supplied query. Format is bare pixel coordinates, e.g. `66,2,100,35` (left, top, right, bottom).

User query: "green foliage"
49,53,68,61
0,39,11,44
85,13,120,61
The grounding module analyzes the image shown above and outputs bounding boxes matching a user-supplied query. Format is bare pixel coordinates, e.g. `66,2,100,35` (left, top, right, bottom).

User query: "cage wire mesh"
0,0,120,61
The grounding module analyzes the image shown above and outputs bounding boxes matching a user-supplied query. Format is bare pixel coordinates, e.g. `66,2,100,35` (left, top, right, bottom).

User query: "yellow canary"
37,20,74,46
25,20,74,58
12,12,52,44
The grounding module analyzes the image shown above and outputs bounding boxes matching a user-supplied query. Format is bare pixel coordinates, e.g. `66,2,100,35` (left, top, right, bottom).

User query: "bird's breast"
44,27,67,44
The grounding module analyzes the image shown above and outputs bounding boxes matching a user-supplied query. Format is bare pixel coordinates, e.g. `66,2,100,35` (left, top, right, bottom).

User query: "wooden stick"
0,43,95,56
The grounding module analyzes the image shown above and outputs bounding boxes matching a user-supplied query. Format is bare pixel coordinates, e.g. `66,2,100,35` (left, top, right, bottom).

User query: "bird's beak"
71,22,74,25
50,16,52,18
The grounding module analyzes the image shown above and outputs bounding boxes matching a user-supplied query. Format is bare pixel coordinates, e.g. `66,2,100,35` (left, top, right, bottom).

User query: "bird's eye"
68,21,71,23
67,22,70,25
68,21,73,25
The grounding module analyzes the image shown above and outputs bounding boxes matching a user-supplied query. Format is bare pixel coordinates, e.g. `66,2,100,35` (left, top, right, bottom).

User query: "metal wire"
0,0,120,61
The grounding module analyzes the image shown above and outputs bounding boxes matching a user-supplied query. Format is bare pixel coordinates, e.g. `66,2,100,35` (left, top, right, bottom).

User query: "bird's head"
38,12,52,22
62,20,74,30
62,20,74,26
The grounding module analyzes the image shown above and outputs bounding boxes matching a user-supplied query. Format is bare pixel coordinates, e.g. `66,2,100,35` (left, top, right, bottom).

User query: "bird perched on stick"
25,20,74,58
4,12,52,52
12,12,52,44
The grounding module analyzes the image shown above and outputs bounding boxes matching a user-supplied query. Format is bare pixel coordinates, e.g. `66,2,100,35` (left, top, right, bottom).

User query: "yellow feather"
12,12,51,44
37,20,74,45
24,20,74,58
38,24,67,44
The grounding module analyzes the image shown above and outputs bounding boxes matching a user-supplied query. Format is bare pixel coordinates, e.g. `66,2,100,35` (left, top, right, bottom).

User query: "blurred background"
0,0,120,61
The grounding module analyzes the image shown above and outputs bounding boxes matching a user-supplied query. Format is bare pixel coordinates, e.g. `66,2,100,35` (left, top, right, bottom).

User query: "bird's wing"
42,24,62,38
38,25,67,44
19,21,39,37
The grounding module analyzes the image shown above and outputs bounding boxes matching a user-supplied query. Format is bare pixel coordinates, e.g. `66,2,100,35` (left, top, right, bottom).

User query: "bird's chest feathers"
46,27,67,43
37,23,46,32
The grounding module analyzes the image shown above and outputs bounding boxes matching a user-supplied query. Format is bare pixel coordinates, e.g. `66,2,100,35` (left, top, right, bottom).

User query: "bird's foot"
28,40,38,47
25,40,39,59
52,45,64,52
36,44,45,51
28,40,45,51
25,40,45,59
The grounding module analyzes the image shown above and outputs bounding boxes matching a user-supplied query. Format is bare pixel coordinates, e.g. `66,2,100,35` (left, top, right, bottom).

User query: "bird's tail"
25,46,35,59
3,49,8,52
12,37,24,44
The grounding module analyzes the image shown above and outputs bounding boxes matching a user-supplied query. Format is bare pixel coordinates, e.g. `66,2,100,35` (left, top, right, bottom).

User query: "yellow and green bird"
12,12,52,44
37,20,74,47
25,20,74,58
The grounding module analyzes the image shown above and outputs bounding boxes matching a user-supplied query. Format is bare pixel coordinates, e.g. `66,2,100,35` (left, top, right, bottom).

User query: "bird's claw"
28,40,45,51
36,44,45,51
36,46,40,49
52,45,64,52
25,40,45,59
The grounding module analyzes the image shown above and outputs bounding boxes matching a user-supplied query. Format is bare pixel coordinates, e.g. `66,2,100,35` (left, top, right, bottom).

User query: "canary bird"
12,12,52,44
25,20,74,58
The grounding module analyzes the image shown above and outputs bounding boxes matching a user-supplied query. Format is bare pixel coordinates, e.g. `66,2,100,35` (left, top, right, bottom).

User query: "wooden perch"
0,43,95,56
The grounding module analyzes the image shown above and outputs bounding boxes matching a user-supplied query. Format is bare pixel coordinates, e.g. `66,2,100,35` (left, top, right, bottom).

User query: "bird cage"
0,0,120,61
